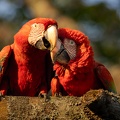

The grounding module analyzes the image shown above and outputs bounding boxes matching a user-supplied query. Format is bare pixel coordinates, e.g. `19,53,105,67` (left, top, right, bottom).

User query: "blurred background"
0,0,120,93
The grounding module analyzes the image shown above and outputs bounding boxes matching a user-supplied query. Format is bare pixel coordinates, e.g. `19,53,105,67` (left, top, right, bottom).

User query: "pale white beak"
45,25,58,51
29,24,58,51
50,39,62,62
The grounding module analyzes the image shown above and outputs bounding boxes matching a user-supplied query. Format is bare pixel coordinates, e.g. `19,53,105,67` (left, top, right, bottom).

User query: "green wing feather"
0,45,12,83
95,62,117,93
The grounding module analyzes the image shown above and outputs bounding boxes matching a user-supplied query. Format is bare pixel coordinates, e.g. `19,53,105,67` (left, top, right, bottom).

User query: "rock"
0,89,120,120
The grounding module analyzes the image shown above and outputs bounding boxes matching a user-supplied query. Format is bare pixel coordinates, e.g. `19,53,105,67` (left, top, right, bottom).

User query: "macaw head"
14,18,58,51
50,28,94,66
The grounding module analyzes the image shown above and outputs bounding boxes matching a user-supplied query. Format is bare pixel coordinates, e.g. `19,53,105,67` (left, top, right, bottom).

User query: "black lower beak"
35,37,51,50
53,44,70,64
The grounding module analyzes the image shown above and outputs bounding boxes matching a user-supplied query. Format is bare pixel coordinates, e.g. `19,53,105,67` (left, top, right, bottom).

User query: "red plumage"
51,28,116,96
0,18,57,96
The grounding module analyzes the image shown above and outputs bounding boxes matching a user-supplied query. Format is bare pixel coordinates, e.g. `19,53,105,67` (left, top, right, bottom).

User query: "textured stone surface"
0,89,120,120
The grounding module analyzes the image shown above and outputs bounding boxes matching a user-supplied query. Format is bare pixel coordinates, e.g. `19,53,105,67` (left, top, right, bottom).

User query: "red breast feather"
6,18,57,96
54,28,104,96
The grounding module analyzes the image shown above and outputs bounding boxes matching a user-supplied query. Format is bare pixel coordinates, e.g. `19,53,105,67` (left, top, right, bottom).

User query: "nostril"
42,37,50,48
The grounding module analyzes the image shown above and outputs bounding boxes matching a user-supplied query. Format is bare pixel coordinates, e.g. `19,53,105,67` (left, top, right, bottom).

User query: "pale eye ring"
32,23,38,28
69,40,75,45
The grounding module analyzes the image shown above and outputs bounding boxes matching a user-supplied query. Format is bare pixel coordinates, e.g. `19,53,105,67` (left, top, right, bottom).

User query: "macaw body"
0,18,58,96
50,28,117,96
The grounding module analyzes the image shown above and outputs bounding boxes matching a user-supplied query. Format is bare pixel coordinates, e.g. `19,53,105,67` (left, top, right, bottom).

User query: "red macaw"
0,18,58,97
50,28,117,96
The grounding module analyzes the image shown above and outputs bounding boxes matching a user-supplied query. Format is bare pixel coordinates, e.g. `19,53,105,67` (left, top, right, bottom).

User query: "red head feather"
51,28,116,96
54,28,94,77
13,18,58,53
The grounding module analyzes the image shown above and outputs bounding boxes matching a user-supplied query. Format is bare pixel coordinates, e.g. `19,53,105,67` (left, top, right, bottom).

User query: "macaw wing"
0,45,12,83
95,62,117,93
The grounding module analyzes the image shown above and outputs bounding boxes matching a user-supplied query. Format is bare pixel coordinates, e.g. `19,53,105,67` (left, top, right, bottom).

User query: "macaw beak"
35,25,58,51
50,39,70,64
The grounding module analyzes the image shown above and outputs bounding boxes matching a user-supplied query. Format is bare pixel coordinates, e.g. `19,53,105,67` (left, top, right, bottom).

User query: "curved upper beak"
50,39,70,64
44,25,58,51
35,25,58,51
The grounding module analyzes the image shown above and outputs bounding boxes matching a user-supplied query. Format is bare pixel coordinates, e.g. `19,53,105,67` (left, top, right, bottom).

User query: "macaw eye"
64,38,77,60
69,40,75,45
28,23,45,49
31,23,38,28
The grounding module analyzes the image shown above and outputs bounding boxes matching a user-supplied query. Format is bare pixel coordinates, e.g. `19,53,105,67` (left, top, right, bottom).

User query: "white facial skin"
63,38,76,60
28,23,58,51
50,38,77,63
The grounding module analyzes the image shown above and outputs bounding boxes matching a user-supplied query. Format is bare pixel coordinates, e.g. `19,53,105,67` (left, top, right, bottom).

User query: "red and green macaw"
50,28,117,96
0,18,58,97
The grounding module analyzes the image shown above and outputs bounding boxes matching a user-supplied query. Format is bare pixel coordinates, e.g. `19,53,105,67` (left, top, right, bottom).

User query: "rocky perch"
0,89,120,120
